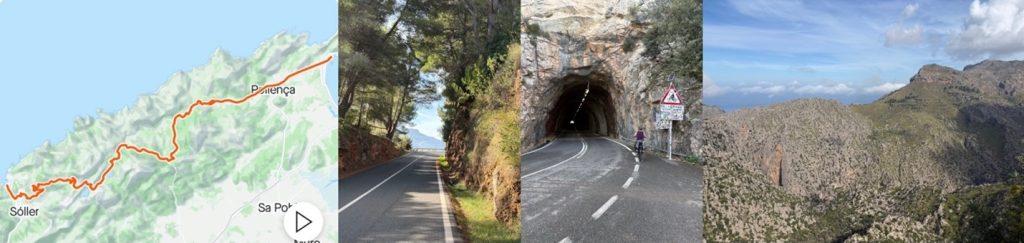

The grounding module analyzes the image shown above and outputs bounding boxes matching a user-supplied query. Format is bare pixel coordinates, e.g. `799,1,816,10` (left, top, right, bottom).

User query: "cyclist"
634,128,645,155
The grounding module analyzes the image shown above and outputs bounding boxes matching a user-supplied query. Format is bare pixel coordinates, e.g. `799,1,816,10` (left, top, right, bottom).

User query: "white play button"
284,202,323,241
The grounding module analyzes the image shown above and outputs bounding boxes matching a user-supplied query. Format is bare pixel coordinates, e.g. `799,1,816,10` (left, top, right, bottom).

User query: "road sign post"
659,82,685,160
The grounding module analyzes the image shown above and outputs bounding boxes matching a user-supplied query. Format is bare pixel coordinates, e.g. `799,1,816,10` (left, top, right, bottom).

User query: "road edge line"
602,137,632,152
436,162,456,243
521,138,557,156
522,138,587,179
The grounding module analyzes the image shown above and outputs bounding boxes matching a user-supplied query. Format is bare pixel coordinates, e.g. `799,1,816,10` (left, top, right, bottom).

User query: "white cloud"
703,75,729,98
738,85,787,95
728,0,812,23
947,0,1024,60
863,82,907,94
724,82,892,96
902,3,920,18
885,24,925,47
793,83,855,95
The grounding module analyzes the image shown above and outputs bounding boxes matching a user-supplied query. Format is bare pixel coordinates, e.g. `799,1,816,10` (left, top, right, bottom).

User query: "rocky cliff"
340,126,402,178
701,60,1024,241
520,0,701,153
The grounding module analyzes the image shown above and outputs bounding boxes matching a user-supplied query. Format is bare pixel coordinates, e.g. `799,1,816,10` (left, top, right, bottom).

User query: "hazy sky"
704,0,1024,111
410,73,445,141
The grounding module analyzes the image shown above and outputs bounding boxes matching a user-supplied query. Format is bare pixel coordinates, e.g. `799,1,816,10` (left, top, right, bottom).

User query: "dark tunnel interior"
545,80,616,137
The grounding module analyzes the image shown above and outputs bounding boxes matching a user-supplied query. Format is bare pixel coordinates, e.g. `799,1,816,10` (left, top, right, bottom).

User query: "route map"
5,56,333,202
0,0,337,241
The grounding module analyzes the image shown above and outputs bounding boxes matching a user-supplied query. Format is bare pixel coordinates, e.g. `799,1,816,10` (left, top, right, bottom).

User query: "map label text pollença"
251,84,296,97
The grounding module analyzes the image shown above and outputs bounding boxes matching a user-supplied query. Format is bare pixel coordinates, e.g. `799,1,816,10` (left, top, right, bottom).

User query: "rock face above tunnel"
520,0,701,152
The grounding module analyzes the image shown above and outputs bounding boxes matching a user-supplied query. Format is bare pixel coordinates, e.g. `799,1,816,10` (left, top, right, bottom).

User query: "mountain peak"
909,64,961,85
407,128,445,149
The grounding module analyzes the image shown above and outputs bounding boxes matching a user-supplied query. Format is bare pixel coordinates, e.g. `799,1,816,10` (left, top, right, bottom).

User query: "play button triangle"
296,211,312,232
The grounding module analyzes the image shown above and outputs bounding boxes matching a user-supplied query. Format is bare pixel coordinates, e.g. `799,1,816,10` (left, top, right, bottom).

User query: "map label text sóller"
9,206,38,217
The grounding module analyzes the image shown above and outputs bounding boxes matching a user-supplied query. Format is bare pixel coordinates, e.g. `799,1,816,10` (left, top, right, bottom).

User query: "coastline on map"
0,0,335,183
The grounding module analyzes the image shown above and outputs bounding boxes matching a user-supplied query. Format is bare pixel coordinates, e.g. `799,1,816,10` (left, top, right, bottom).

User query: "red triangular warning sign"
660,83,682,105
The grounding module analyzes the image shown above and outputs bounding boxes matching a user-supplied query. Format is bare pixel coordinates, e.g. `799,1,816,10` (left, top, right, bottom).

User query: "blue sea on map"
0,0,335,183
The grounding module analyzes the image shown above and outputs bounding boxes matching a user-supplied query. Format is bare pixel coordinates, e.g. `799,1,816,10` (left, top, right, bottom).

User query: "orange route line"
5,55,334,202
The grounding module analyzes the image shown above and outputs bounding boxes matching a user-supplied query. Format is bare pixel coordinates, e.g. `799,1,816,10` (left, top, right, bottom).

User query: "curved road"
338,151,461,242
522,136,703,242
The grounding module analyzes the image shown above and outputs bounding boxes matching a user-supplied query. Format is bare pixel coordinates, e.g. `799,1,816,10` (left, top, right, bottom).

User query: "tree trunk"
386,84,411,140
486,0,496,44
339,77,359,119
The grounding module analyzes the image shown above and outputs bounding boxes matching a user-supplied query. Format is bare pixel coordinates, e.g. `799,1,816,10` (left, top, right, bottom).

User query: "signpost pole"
667,121,672,160
658,77,682,161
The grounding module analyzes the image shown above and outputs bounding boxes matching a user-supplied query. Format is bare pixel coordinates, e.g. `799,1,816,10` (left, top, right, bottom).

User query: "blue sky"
705,0,1024,111
409,73,445,141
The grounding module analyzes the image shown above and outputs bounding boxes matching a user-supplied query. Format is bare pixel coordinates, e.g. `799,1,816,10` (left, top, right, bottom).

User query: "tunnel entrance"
546,76,617,137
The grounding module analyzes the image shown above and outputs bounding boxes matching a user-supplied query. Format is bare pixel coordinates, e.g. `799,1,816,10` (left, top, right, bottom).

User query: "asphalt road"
521,136,703,242
338,151,461,242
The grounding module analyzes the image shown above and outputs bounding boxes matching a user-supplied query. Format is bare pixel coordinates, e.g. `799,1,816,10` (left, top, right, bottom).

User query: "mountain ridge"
407,128,445,149
702,59,1024,241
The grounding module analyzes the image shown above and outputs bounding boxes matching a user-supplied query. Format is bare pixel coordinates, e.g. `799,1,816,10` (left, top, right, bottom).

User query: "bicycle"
635,140,644,162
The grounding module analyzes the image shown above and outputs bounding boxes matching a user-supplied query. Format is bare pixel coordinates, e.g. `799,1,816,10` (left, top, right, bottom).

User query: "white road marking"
338,156,421,213
522,138,587,179
622,177,634,189
634,157,639,163
591,195,619,219
603,137,632,151
559,237,572,243
522,139,557,156
525,213,541,221
633,164,639,173
436,162,456,243
574,141,588,159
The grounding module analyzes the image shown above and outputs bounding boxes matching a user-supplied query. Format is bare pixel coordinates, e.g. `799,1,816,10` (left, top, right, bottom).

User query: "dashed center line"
622,177,634,189
591,195,619,219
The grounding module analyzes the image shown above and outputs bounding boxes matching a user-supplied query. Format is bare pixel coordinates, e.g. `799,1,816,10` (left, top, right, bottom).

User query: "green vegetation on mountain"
702,60,1024,242
640,0,702,81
